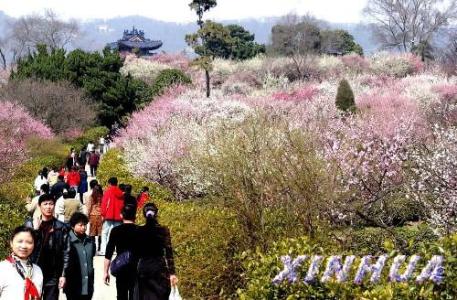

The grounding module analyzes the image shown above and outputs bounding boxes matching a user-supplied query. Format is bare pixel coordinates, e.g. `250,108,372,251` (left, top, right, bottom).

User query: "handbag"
110,251,132,277
169,286,182,300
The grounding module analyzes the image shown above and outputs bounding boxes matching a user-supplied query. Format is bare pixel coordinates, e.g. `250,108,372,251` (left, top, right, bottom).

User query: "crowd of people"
0,142,178,300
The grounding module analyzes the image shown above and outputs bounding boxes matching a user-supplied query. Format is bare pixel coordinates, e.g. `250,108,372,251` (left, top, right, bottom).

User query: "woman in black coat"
134,203,178,300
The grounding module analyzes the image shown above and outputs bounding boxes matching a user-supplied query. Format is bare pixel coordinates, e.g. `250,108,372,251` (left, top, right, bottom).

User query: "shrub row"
238,228,455,300
97,149,243,298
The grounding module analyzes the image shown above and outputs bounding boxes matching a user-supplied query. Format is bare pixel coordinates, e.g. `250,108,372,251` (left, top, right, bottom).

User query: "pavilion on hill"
107,27,162,56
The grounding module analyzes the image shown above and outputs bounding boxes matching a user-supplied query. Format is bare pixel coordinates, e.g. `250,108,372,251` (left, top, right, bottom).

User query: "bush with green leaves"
0,193,27,258
150,69,192,97
335,78,356,113
97,148,244,298
238,230,456,299
178,114,333,247
0,137,70,258
11,45,151,127
68,126,110,151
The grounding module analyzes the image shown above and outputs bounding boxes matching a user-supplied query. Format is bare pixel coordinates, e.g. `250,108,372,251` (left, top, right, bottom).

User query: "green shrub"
97,148,171,201
238,231,456,300
181,114,333,247
335,78,356,113
97,148,244,298
0,137,70,257
150,69,192,97
0,193,27,258
68,126,109,151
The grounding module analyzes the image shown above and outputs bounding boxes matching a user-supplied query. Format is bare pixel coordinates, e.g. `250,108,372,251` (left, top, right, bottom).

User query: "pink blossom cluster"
0,101,53,181
272,86,318,102
149,53,191,71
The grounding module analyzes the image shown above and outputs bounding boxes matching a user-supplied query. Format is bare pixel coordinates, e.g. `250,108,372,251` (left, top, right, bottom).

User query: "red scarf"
6,256,40,300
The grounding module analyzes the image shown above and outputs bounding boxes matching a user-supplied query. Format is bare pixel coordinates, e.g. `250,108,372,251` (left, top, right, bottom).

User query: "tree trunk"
0,48,6,70
205,69,210,98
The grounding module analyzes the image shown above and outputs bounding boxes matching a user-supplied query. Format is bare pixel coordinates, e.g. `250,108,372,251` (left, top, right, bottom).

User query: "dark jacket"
134,221,175,299
78,171,88,194
64,231,96,297
30,218,71,283
51,180,69,200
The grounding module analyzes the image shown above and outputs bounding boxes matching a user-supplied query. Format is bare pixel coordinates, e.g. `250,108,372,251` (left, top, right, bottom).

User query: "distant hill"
0,11,378,55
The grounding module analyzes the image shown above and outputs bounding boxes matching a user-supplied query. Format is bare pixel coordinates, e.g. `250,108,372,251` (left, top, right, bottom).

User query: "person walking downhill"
99,177,124,256
26,184,50,227
66,149,78,171
67,166,81,193
47,167,59,187
0,226,43,300
62,188,84,225
64,213,96,300
87,184,103,254
103,204,138,300
29,194,70,300
134,203,178,300
78,167,88,204
34,169,48,195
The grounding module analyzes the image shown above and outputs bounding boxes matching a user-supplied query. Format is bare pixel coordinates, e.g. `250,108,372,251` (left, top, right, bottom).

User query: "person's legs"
116,276,129,300
90,165,95,177
93,165,98,177
42,284,59,300
100,220,113,254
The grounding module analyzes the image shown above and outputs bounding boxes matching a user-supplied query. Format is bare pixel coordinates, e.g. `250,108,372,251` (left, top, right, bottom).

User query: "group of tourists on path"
0,142,178,300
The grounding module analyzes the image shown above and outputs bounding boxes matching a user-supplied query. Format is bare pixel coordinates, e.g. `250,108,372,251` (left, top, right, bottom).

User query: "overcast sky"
1,0,368,23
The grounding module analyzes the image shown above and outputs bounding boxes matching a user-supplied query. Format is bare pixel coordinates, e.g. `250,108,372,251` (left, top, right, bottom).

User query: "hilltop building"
107,27,162,56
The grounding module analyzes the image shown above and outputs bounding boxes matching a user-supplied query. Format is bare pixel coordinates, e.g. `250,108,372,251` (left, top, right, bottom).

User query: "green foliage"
11,44,67,81
335,78,356,113
189,0,217,27
97,148,244,297
11,45,151,127
238,231,457,300
0,137,70,258
320,29,364,56
270,20,321,56
68,126,109,151
150,69,192,98
0,193,27,258
97,148,171,202
226,24,265,60
186,20,233,59
183,114,332,246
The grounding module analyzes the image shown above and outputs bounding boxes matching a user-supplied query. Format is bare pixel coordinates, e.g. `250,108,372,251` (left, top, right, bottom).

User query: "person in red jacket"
99,177,124,255
136,186,150,211
66,166,81,192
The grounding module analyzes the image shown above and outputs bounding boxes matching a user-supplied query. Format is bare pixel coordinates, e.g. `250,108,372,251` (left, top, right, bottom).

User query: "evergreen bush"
335,78,356,113
150,69,192,97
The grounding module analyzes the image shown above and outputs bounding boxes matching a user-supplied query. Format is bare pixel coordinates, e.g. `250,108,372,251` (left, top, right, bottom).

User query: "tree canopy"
364,0,457,52
11,45,150,127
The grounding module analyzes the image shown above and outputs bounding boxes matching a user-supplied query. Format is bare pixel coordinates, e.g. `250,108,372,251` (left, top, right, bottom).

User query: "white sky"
0,0,368,23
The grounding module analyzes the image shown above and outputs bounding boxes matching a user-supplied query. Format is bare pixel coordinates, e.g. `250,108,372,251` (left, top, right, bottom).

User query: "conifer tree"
335,78,356,113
